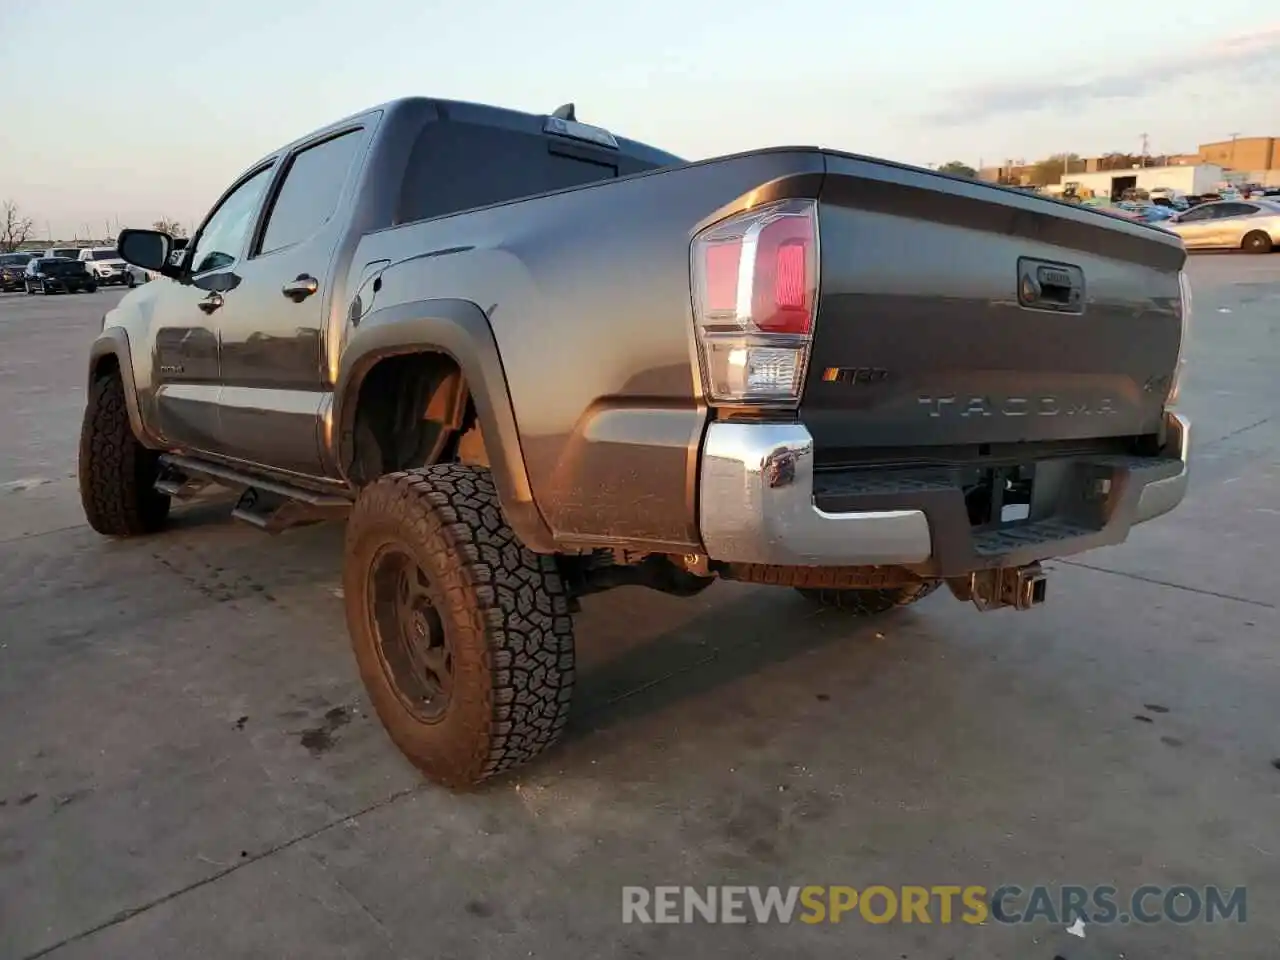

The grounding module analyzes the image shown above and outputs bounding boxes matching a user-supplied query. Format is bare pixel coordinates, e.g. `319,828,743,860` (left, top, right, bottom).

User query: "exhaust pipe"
947,563,1048,612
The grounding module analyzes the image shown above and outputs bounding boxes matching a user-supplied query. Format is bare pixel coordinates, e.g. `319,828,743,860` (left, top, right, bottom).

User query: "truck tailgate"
801,153,1186,462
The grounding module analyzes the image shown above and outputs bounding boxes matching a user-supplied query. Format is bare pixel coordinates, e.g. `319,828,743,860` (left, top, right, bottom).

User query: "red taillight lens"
754,214,813,332
690,198,819,405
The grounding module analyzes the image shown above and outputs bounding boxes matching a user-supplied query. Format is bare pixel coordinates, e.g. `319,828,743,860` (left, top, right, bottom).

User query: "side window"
256,130,364,257
1179,206,1214,222
189,166,274,275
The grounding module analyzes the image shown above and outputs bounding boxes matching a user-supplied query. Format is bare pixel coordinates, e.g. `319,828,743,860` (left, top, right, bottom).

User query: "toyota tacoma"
82,96,1191,787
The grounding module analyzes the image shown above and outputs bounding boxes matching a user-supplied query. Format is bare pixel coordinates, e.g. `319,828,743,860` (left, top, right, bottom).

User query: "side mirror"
118,229,173,274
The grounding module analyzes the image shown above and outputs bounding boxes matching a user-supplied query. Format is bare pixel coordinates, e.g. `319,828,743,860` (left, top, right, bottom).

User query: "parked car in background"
123,262,156,285
0,251,35,291
24,257,98,294
1116,202,1178,224
78,247,136,287
1163,199,1280,253
43,246,83,261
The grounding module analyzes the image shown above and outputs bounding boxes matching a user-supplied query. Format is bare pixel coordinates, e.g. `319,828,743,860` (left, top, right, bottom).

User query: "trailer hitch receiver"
947,563,1047,612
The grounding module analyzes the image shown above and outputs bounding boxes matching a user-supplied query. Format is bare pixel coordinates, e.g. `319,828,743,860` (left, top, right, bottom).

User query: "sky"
1,0,1276,240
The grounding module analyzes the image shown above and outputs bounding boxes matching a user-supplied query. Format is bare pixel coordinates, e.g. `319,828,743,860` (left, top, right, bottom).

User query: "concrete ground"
0,256,1277,960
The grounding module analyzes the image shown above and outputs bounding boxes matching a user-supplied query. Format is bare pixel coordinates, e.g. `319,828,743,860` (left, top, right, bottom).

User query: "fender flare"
334,297,557,554
88,329,162,448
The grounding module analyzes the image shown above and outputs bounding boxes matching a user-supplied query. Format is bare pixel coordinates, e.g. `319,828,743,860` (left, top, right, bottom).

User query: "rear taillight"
691,198,819,405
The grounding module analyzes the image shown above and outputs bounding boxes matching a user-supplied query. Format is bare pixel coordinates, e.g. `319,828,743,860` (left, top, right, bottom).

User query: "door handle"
197,292,224,315
282,274,319,303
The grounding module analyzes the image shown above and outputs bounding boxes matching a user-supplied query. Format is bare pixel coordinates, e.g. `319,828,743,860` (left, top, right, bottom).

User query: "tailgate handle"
1018,258,1084,313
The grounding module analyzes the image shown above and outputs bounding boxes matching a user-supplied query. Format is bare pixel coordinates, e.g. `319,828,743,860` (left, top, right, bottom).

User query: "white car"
78,247,137,287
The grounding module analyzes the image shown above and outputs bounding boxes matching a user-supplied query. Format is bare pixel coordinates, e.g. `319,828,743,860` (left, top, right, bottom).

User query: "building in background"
977,162,1036,185
978,136,1280,190
1196,137,1280,187
1198,137,1277,170
1054,164,1226,201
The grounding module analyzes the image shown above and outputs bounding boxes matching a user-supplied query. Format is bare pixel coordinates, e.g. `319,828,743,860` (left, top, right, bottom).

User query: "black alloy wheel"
369,544,454,722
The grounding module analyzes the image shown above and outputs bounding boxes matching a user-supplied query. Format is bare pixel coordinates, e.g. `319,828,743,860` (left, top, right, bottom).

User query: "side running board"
156,454,353,534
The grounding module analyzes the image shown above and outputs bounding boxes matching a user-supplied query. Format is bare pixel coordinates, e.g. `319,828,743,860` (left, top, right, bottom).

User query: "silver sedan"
1162,200,1280,253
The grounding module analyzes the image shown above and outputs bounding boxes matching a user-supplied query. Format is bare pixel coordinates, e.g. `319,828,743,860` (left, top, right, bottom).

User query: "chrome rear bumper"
698,413,1190,573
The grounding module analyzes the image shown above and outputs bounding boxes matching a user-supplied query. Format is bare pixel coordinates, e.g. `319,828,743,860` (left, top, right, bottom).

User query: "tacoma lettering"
918,396,1118,418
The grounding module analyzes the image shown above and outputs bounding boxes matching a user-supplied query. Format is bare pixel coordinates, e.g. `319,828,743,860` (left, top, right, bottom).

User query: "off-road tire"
78,373,170,536
1242,231,1273,254
343,465,575,788
796,580,942,615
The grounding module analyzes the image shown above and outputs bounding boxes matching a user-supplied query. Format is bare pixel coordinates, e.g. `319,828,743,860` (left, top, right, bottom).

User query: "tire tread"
78,374,169,536
344,465,574,786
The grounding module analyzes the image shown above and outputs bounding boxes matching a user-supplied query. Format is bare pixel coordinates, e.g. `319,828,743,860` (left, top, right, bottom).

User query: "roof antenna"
550,103,576,122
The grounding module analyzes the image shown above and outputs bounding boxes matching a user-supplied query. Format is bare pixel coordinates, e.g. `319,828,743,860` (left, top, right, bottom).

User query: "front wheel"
1242,231,1273,254
78,373,170,536
86,284,98,293
126,274,137,288
796,580,942,615
343,465,575,788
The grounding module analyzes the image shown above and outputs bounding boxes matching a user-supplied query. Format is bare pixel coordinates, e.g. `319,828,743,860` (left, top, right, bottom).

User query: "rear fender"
334,297,557,553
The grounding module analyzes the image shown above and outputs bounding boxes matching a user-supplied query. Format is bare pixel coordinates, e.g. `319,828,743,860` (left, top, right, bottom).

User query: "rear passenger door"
209,126,369,477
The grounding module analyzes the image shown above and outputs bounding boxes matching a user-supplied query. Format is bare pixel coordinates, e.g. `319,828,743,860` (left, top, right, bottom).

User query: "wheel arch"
334,298,557,553
88,329,160,448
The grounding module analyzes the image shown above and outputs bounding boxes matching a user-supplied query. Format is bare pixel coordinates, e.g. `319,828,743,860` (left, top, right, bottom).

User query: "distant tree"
1,200,35,253
152,218,187,238
937,161,977,177
1098,152,1170,171
1098,152,1142,171
1028,153,1082,187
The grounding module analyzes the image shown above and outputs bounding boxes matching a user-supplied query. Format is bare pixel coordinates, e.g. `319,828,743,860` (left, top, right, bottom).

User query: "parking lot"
1,255,1277,959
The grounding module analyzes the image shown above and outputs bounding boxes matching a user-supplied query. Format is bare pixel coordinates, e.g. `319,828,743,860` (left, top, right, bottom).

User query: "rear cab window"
396,105,683,224
254,128,366,257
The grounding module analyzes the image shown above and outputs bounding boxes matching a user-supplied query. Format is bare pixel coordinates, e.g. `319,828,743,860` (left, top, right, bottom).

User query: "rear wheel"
78,373,170,536
343,465,575,788
796,580,942,615
86,284,98,293
1242,231,1273,254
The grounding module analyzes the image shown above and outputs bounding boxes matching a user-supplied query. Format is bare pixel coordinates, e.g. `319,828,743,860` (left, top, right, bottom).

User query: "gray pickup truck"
84,97,1191,787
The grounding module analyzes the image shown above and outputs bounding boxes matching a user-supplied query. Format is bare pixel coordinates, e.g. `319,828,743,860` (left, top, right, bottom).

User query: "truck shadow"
564,582,915,744
154,502,920,759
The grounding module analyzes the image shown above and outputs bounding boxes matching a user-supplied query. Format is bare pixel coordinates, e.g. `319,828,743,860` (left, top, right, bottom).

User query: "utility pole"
1228,132,1240,168
1139,133,1150,166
